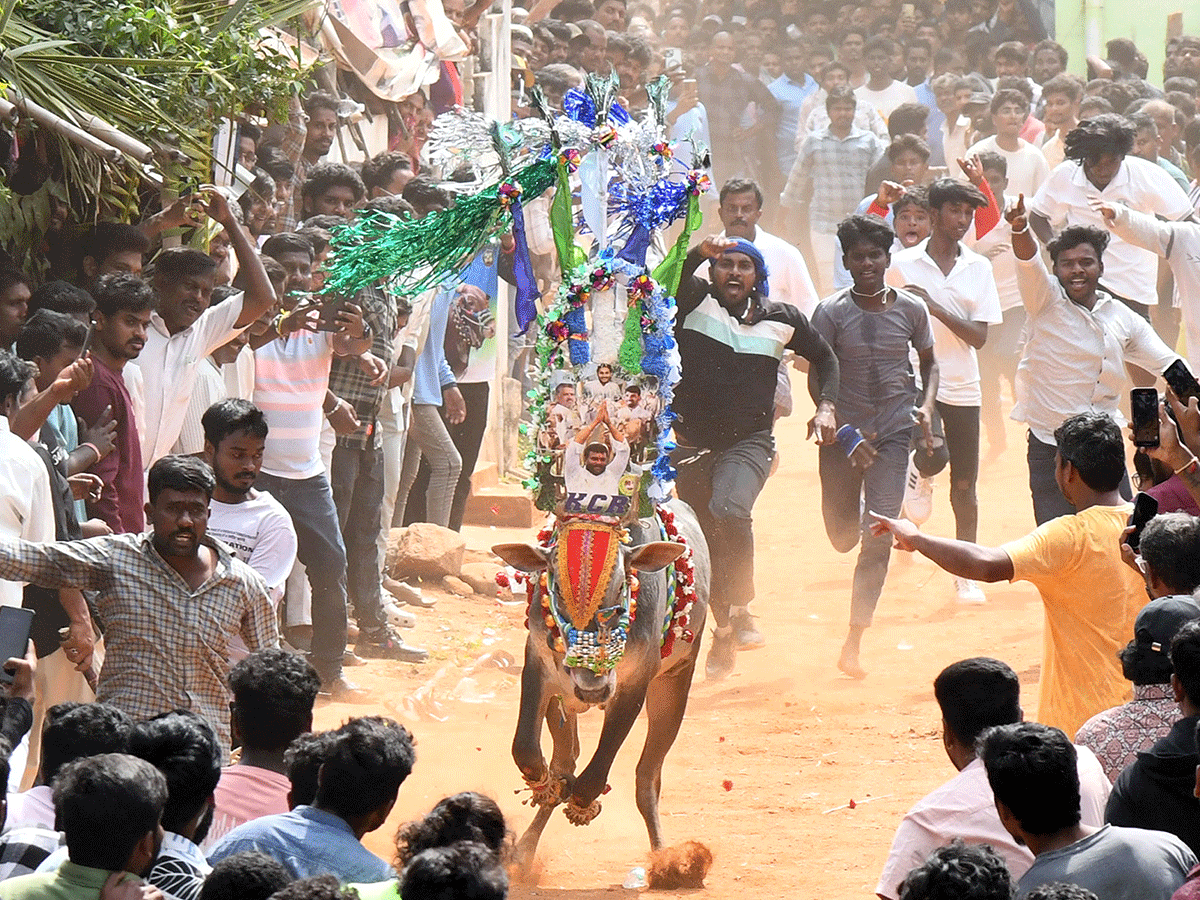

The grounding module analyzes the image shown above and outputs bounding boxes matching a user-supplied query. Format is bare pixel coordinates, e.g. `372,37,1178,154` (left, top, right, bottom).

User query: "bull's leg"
514,696,580,874
512,642,550,780
570,675,654,807
634,659,697,849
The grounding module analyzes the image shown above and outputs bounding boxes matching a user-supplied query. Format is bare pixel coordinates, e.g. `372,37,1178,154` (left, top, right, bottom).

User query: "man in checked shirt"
0,455,278,759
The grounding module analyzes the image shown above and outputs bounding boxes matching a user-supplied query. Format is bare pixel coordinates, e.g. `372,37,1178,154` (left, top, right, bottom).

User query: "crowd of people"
0,0,1199,894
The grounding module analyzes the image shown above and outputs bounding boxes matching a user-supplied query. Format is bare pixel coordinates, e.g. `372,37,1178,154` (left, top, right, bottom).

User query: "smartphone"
1164,359,1200,404
1126,492,1159,554
316,298,350,333
663,47,683,71
0,606,34,684
1131,388,1160,447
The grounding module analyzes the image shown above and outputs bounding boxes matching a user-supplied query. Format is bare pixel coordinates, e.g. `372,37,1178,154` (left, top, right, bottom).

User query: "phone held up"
1126,492,1159,555
1131,388,1160,448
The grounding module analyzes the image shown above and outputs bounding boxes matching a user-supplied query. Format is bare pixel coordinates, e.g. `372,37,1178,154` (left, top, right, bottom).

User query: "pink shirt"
204,765,292,850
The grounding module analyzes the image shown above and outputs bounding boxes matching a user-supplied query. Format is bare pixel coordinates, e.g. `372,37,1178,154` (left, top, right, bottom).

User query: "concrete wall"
1053,1,1190,86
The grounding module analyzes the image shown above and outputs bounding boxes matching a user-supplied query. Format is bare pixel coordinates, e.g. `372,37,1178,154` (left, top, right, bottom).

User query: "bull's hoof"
563,796,602,825
522,770,566,808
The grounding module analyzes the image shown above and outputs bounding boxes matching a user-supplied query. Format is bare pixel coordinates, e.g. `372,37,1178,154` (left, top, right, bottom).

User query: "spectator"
1075,591,1200,783
277,92,341,232
360,152,415,199
981,722,1195,900
399,843,507,900
282,732,336,811
877,658,1110,897
207,650,321,847
78,224,151,287
799,61,889,143
207,717,415,883
896,841,1014,900
966,88,1050,198
870,413,1152,735
26,282,93,325
299,164,365,221
197,853,291,900
856,37,918,120
0,456,278,753
1038,74,1082,170
1106,616,1200,854
932,74,976,176
769,41,819,178
0,754,168,900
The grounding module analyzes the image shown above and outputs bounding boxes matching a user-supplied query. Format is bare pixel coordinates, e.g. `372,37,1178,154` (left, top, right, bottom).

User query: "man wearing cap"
1076,513,1200,783
672,234,840,679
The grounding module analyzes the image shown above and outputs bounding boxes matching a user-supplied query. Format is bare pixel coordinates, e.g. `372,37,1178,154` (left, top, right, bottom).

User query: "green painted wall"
1053,0,1189,86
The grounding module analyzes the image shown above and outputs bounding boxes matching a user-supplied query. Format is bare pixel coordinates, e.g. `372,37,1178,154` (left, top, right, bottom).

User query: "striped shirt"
254,331,334,479
0,533,278,756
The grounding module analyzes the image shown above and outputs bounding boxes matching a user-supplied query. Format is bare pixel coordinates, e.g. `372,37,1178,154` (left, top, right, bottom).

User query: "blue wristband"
836,424,864,457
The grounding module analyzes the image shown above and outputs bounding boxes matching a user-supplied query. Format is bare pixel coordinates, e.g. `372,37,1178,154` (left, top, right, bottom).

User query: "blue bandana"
723,238,770,298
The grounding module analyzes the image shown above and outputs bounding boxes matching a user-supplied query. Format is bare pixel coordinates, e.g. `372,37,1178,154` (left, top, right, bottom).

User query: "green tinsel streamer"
652,192,704,295
586,71,621,126
324,157,557,299
617,292,643,373
550,161,585,276
645,75,670,130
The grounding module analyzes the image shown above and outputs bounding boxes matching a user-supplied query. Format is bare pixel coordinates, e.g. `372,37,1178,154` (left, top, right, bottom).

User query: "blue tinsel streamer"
563,305,590,365
562,89,630,127
509,197,540,331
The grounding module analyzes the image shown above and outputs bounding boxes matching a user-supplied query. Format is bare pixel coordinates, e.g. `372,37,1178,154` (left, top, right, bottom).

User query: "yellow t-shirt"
1002,503,1144,737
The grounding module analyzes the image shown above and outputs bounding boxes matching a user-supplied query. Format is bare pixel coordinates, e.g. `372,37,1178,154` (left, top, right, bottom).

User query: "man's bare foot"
838,646,867,679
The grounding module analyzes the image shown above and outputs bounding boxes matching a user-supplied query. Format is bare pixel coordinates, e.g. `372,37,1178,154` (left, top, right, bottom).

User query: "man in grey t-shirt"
981,722,1196,900
811,214,938,679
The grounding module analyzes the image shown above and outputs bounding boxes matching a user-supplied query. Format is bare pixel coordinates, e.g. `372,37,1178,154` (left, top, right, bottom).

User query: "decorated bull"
493,499,711,868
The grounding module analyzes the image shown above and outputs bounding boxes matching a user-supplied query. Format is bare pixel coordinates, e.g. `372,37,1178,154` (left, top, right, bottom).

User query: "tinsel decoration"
651,190,703,297
324,157,557,299
585,71,621,127
550,160,585,276
644,75,671,131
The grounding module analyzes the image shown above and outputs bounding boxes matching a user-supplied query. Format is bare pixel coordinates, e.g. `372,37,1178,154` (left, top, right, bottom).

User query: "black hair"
267,876,351,900
1165,76,1199,94
257,146,297,184
719,178,764,207
1041,73,1084,103
361,196,417,218
303,92,340,118
1120,635,1176,686
837,214,896,254
0,268,30,300
199,852,293,900
152,247,218,281
826,84,857,111
360,151,415,195
129,710,223,839
1172,620,1200,706
261,257,287,289
285,731,338,807
239,170,278,214
1140,513,1200,594
927,178,988,210
607,33,631,55
228,649,322,753
396,792,510,867
53,753,168,871
301,162,366,205
314,717,415,819
887,134,931,162
896,840,1013,900
893,186,930,216
820,61,849,80
934,658,1021,747
239,121,262,146
864,35,895,56
888,102,931,138
554,0,596,21
1025,886,1099,900
16,310,87,363
147,455,216,504
1064,113,1136,162
625,35,652,67
262,233,315,263
1033,39,1069,68
81,223,150,269
979,723,1081,835
399,842,508,900
41,701,133,784
0,737,9,801
991,87,1031,115
976,150,1007,177
1045,225,1109,265
28,281,95,318
202,398,270,450
906,38,933,57
0,350,34,407
211,285,240,307
1052,412,1124,492
92,273,156,319
294,226,332,258
994,40,1029,64
402,177,453,215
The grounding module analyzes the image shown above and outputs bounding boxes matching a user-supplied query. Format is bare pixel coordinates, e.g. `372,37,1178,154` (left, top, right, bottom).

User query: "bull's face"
494,523,685,704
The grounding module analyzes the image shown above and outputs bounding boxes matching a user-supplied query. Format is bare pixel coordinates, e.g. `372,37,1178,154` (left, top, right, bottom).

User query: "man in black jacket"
672,235,840,680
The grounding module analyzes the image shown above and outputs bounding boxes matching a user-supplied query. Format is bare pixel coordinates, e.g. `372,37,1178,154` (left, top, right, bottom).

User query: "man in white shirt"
563,403,632,519
135,189,276,470
966,88,1050,200
932,74,975,179
581,363,622,419
876,657,1111,900
201,398,297,665
854,36,918,122
548,383,582,448
1006,196,1179,524
1029,115,1194,317
614,384,653,460
0,351,54,608
887,178,1002,602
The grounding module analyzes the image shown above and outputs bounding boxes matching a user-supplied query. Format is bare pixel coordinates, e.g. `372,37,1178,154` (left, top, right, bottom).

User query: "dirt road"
314,385,1056,899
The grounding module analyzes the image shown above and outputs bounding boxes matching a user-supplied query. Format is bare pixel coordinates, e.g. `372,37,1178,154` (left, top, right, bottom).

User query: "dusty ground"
313,383,1055,899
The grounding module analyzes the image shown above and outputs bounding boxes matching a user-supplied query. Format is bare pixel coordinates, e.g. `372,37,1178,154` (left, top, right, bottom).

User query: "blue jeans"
672,431,775,628
330,443,387,637
819,429,910,628
255,471,348,677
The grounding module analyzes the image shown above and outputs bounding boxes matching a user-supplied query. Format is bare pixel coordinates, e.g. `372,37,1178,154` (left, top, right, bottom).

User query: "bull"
493,498,711,870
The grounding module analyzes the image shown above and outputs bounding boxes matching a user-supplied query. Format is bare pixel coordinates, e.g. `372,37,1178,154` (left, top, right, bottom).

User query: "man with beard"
0,754,168,900
672,235,840,679
71,274,156,534
0,456,278,758
201,399,297,665
278,92,340,232
563,402,631,517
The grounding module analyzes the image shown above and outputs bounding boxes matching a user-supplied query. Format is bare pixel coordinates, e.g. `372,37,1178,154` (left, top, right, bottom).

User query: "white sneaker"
954,577,986,604
383,600,417,628
902,451,934,525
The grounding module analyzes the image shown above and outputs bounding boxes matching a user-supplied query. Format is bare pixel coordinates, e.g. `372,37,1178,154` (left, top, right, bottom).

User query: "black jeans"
1027,430,1132,525
255,472,348,679
936,401,980,543
672,431,774,628
330,442,387,636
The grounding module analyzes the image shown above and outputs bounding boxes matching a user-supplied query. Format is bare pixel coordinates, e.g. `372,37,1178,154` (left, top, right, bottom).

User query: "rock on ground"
460,561,503,594
386,524,466,579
